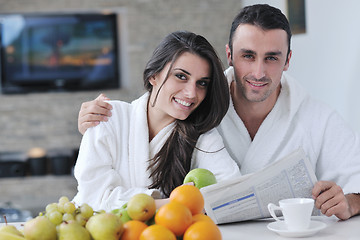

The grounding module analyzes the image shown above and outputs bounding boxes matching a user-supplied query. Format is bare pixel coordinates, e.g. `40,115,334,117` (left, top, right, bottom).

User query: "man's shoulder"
281,73,335,113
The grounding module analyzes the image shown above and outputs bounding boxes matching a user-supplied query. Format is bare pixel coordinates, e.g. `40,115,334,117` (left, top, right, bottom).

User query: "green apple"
183,168,217,189
127,193,156,222
111,203,132,223
86,213,123,240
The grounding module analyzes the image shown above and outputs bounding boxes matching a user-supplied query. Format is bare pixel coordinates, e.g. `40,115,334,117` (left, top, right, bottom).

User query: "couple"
74,4,360,220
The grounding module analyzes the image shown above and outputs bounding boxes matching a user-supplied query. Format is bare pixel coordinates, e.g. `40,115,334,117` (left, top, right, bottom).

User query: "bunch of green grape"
40,196,100,227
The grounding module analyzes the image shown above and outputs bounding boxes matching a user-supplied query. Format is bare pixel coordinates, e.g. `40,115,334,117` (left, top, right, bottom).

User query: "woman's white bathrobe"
73,93,240,211
217,67,360,194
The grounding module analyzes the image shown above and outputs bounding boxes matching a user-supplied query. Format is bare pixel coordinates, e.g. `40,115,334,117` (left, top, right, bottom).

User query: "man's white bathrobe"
73,93,240,211
218,67,360,194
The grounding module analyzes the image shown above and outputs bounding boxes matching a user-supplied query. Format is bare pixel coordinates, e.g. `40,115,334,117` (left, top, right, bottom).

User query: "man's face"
226,24,291,105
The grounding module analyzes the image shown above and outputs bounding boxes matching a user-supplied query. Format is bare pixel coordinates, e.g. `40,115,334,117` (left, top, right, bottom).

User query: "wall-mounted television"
0,12,120,94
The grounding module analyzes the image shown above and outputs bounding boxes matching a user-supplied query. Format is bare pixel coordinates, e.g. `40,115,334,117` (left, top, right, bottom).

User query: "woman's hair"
228,4,292,61
144,31,230,197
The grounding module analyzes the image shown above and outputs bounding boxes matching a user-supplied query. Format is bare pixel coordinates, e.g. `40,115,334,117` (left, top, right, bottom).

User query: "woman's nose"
183,82,196,98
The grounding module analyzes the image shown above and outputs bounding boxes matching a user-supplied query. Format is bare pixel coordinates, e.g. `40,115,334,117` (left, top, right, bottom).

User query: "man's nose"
253,60,266,79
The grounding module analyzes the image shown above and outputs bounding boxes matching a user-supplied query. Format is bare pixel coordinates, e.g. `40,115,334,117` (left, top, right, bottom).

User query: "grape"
75,213,87,227
45,203,59,213
64,202,76,214
57,203,65,214
80,203,94,219
96,210,106,214
58,196,70,204
48,210,63,225
62,213,75,222
57,196,70,214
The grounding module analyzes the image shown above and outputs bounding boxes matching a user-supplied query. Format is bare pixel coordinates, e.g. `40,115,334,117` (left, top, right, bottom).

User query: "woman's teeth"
174,98,191,107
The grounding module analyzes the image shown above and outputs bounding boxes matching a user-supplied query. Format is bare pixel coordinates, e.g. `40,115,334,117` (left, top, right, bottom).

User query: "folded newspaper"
201,148,320,224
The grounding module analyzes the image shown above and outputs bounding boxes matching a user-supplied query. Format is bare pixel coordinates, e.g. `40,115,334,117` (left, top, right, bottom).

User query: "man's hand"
312,181,358,220
78,93,112,135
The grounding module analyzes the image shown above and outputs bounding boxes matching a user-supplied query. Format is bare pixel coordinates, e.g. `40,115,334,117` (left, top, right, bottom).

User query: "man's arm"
78,93,113,135
312,181,360,220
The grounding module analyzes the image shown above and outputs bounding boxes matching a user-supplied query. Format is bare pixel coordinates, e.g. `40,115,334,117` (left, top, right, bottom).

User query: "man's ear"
225,44,233,66
283,50,292,71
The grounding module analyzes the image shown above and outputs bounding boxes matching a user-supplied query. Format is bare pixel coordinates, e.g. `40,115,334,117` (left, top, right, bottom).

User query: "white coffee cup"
267,198,314,231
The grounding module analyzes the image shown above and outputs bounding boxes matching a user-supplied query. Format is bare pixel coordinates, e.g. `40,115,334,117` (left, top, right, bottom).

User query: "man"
77,4,360,220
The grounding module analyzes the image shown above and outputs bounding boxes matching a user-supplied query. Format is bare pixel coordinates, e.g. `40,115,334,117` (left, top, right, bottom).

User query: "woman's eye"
175,73,187,80
197,80,209,88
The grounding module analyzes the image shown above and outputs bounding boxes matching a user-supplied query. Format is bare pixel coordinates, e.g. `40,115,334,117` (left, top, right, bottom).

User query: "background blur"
1,0,359,153
0,0,359,217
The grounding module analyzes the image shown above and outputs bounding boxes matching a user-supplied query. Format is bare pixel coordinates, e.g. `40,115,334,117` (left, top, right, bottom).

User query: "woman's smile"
174,97,193,107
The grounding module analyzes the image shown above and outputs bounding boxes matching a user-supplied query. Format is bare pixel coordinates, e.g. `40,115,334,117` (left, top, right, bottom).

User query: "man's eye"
243,54,254,60
266,56,278,61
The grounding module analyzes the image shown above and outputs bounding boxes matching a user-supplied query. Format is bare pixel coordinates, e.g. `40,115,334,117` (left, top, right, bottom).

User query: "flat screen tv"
0,12,120,94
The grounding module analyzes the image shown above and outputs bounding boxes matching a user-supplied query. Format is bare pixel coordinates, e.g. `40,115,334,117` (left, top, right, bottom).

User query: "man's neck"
230,82,280,140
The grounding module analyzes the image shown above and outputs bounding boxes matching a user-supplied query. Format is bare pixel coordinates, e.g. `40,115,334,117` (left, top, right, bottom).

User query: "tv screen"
0,13,120,93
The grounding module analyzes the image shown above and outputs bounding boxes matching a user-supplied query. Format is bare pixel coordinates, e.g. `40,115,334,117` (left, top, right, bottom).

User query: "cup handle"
267,203,283,221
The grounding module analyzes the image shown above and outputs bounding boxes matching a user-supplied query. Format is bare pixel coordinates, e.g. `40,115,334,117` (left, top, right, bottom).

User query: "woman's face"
149,52,211,123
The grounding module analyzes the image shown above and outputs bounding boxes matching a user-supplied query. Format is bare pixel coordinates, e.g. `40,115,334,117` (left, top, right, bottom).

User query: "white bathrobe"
73,93,240,211
217,67,360,194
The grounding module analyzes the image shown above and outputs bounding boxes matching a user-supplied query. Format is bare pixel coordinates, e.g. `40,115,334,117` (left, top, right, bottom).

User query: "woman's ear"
149,75,157,86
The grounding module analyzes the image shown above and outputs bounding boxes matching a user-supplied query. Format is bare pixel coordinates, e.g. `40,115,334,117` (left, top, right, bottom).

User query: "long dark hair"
144,31,229,197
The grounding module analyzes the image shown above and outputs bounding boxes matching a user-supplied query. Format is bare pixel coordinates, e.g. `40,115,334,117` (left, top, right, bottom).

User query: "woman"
73,31,240,211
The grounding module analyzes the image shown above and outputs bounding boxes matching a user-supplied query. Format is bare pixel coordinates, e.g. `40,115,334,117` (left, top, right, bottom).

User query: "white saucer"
267,220,327,238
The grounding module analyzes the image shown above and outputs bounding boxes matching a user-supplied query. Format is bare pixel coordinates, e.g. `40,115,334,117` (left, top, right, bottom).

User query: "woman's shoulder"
199,128,220,138
106,100,132,118
196,128,225,150
96,100,134,131
107,100,131,109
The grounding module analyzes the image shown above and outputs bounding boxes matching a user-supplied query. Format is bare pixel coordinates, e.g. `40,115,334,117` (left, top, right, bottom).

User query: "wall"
2,0,359,156
0,0,243,153
288,0,360,133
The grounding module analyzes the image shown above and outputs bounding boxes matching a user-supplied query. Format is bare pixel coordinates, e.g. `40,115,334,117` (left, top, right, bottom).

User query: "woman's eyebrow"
174,68,191,75
174,68,210,80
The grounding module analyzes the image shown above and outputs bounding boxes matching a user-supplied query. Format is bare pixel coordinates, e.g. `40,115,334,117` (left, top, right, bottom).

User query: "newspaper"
201,148,319,224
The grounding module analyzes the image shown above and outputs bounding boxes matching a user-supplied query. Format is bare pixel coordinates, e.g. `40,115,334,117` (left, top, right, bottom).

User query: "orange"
183,221,222,240
155,201,192,236
169,185,204,215
121,220,148,240
191,213,214,224
139,224,176,240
